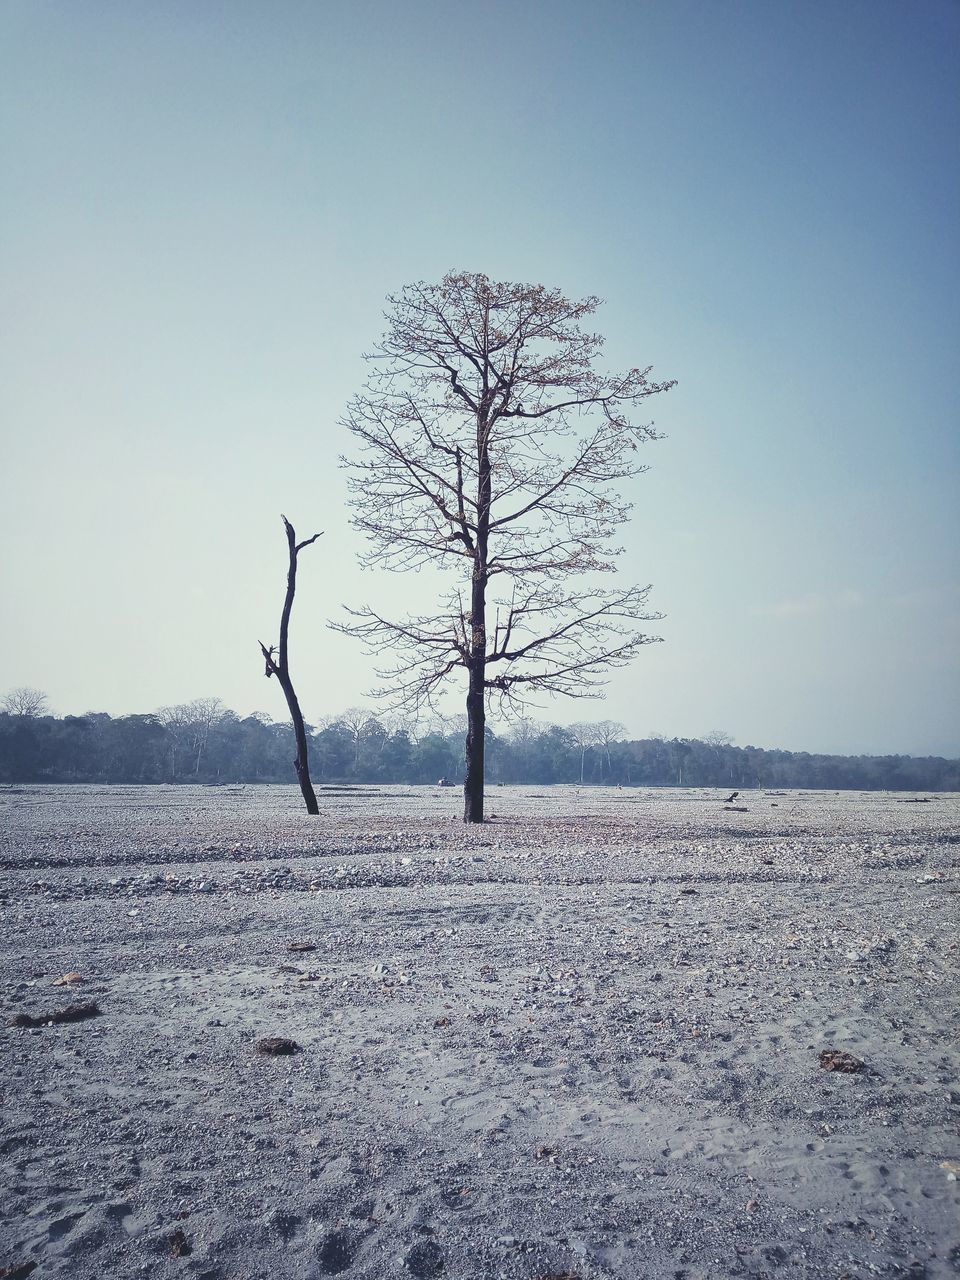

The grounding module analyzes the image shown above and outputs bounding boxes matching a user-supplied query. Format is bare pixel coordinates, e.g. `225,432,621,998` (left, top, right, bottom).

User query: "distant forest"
1,699,957,792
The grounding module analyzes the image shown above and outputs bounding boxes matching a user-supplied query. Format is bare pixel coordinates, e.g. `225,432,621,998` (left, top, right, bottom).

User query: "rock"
255,1036,301,1056
818,1049,865,1073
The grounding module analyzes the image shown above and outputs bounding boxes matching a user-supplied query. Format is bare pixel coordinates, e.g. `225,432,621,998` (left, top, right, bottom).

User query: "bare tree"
156,697,226,776
671,737,693,785
567,721,600,784
156,703,190,778
504,716,546,779
333,707,375,771
259,516,322,815
704,728,735,788
594,718,627,780
429,711,468,740
337,271,674,822
507,717,547,749
185,697,225,775
2,687,49,718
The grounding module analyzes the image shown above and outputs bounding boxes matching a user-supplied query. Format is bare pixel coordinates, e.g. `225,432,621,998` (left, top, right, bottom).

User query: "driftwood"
8,1000,101,1028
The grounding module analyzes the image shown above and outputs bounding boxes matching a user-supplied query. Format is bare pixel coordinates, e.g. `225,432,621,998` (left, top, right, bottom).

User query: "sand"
1,783,958,1279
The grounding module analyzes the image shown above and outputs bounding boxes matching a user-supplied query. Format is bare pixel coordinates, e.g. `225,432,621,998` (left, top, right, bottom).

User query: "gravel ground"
1,783,958,1280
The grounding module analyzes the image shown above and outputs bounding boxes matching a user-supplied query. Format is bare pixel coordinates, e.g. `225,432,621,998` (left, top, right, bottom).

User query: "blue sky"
1,0,958,756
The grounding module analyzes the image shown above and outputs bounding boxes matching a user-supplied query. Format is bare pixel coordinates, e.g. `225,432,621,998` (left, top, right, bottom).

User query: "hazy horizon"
2,1,958,760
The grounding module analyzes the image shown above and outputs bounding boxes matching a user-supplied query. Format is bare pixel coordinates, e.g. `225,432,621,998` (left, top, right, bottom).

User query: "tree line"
1,695,955,792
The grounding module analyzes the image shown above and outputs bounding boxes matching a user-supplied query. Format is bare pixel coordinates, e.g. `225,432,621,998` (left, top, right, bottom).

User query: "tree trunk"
278,671,319,815
261,516,322,816
463,550,488,822
463,407,491,824
463,656,485,822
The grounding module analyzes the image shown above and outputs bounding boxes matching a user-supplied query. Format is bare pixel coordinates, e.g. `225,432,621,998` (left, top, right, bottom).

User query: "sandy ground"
1,783,958,1280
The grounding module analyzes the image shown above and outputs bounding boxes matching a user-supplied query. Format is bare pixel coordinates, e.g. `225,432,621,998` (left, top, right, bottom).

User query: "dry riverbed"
1,783,958,1280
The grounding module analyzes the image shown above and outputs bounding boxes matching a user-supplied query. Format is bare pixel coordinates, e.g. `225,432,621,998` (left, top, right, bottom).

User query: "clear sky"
2,0,958,757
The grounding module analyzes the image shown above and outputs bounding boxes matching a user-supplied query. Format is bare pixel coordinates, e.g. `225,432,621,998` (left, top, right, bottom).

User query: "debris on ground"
168,1228,192,1257
255,1036,301,1055
7,1001,101,1028
819,1049,866,1073
52,973,85,986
